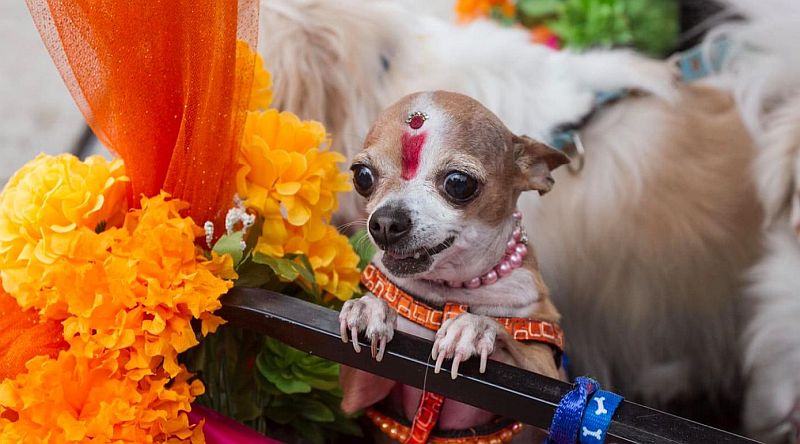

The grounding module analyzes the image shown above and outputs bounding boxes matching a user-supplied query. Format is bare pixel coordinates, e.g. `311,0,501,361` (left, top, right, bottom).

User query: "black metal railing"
220,288,760,444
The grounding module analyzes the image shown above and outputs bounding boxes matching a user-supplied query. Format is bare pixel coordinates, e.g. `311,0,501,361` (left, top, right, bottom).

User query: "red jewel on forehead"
406,111,428,130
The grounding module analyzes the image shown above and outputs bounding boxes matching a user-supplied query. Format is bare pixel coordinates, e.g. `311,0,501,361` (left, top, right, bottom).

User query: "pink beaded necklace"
433,210,528,289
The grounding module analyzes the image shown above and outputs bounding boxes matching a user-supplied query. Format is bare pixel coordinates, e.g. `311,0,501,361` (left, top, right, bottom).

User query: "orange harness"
360,264,565,443
361,264,564,349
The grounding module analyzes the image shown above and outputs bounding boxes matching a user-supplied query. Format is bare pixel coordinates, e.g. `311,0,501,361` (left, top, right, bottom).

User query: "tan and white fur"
260,0,765,424
338,91,567,436
707,1,800,441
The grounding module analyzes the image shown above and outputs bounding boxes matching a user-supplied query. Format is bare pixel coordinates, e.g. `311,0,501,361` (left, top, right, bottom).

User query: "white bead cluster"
204,221,215,249
205,195,256,251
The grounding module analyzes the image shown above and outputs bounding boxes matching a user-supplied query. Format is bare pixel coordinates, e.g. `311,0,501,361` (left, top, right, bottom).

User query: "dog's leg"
339,293,398,361
339,365,397,414
432,313,499,379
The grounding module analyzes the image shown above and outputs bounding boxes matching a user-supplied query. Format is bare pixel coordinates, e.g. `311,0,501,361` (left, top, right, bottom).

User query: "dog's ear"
513,135,570,195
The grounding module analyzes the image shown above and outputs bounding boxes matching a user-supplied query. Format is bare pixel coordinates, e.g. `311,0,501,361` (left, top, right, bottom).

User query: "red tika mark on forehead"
401,131,426,180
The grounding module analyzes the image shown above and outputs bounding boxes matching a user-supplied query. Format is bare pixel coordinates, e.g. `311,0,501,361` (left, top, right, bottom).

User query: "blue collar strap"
549,89,626,151
672,37,732,82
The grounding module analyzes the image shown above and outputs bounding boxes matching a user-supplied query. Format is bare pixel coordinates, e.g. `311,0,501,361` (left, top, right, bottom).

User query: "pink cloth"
189,404,283,444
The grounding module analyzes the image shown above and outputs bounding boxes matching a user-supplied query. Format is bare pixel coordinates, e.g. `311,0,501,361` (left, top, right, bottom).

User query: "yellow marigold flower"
237,109,350,227
236,40,272,111
235,53,359,301
0,153,129,268
283,224,361,301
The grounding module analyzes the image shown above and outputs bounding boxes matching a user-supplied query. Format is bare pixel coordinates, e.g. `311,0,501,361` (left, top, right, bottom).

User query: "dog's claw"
351,326,361,353
451,353,464,379
480,348,488,373
338,294,396,359
340,318,348,343
377,337,387,362
434,353,445,374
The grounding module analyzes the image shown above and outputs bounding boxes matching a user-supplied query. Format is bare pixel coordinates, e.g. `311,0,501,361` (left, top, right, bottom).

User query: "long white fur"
711,1,800,441
259,0,762,427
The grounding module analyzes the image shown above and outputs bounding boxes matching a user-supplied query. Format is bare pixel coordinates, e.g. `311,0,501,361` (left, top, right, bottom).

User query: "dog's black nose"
369,205,412,247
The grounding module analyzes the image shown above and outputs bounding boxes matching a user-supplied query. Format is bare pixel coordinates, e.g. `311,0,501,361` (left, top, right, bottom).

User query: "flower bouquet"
0,1,369,442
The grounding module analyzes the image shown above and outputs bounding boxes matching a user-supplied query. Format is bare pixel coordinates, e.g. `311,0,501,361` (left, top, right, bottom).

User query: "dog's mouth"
384,237,455,260
380,236,455,276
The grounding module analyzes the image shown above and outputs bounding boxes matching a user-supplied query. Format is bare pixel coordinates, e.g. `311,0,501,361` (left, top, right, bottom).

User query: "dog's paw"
339,293,397,361
432,313,500,379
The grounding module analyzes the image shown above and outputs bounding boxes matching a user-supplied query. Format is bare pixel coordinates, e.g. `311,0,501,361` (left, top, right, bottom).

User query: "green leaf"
232,260,275,288
294,421,326,444
272,375,313,394
296,398,336,423
212,231,245,266
326,412,364,436
264,399,298,424
349,229,377,270
256,352,312,394
284,253,322,298
253,253,301,282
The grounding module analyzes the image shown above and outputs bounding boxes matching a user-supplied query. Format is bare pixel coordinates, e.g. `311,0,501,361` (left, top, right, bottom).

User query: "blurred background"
0,0,728,186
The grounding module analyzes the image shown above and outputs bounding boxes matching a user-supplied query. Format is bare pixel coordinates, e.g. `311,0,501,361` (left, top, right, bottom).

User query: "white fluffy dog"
709,1,800,440
259,0,764,427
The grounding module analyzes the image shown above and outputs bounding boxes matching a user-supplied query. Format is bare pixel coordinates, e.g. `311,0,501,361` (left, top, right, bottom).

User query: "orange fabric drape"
0,290,66,381
25,0,259,227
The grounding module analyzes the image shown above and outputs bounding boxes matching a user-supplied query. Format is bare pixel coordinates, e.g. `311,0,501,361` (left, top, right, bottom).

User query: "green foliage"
255,338,362,443
185,227,373,442
550,0,678,56
514,0,679,57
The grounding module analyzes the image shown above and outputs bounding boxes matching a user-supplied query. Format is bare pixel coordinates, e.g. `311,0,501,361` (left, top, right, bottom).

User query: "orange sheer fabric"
26,0,259,228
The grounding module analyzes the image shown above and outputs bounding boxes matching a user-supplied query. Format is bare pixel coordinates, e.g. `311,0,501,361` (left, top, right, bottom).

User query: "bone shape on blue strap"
579,390,624,443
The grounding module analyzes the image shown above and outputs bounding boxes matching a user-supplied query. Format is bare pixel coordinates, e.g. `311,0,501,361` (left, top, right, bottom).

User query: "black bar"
219,288,760,444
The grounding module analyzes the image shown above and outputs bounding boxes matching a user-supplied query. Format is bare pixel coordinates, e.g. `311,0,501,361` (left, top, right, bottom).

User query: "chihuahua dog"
338,91,568,441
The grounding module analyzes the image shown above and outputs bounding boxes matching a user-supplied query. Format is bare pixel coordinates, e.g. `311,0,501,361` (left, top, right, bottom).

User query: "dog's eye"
443,171,479,204
351,164,375,197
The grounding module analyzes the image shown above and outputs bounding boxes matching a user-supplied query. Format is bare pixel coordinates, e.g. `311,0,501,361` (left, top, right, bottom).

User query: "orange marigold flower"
53,193,235,377
0,187,234,441
0,352,204,443
455,0,516,23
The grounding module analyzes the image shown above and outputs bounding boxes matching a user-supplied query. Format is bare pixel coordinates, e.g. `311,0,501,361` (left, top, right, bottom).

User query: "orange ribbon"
26,0,259,228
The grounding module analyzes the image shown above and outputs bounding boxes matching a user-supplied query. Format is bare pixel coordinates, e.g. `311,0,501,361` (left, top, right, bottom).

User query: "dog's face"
352,91,568,279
